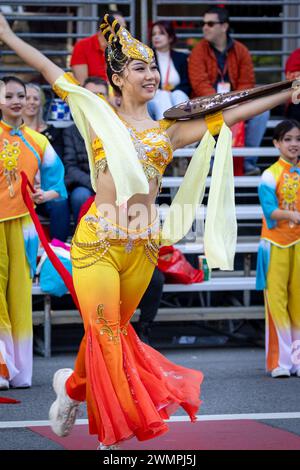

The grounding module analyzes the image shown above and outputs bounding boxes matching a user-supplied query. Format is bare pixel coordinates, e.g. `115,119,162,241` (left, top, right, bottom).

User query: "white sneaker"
97,442,120,450
49,368,80,437
295,369,300,378
271,367,291,378
0,376,9,390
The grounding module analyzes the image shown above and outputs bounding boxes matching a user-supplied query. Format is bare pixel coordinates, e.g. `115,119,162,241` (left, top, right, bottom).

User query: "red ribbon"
20,171,81,315
0,397,20,404
2,172,82,405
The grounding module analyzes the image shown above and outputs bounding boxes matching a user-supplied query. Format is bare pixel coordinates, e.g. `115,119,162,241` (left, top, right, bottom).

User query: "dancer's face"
273,126,300,164
113,59,160,102
0,80,26,123
24,86,41,118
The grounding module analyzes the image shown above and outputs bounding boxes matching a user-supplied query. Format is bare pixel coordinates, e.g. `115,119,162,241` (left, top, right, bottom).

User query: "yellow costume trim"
92,118,174,183
116,27,154,63
0,139,20,197
100,14,153,71
52,72,80,100
96,304,120,343
205,111,224,136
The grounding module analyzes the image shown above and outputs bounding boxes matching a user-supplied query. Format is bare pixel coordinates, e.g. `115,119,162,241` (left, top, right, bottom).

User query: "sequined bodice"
92,119,174,183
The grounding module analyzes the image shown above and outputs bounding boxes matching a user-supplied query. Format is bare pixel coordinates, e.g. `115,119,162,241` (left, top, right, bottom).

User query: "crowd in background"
1,5,300,381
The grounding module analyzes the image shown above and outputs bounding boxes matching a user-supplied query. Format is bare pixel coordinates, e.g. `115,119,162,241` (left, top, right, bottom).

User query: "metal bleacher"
0,1,136,80
150,0,300,84
2,0,300,82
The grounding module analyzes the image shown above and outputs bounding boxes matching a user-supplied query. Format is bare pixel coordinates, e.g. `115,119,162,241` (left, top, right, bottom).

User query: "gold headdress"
100,14,154,72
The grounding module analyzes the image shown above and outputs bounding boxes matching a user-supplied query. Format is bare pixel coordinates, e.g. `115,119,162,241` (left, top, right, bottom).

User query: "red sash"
21,171,81,314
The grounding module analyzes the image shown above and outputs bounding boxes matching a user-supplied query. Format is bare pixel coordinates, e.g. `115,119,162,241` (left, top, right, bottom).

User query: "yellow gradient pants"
264,242,300,372
64,203,203,446
0,218,32,386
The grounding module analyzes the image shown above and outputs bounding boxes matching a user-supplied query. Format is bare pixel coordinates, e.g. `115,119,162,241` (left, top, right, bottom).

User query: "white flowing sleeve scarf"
161,122,237,270
54,75,237,270
54,75,149,206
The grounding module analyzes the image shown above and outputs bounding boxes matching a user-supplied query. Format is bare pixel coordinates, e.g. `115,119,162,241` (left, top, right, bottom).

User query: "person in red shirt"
70,11,126,85
285,48,300,122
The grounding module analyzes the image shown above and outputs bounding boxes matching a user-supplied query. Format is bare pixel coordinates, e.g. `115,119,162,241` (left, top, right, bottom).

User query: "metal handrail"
4,15,132,22
177,34,300,39
153,0,300,5
4,0,132,4
0,0,136,77
1,0,300,82
156,16,300,22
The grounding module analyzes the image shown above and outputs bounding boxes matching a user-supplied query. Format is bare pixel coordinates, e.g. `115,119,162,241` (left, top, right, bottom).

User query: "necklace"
119,113,152,122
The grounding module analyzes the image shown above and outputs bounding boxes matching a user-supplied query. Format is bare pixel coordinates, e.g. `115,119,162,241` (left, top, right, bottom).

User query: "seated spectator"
0,75,67,389
135,267,165,344
285,48,300,121
23,83,64,155
23,83,70,241
148,21,191,120
188,6,269,176
63,76,108,223
70,11,126,85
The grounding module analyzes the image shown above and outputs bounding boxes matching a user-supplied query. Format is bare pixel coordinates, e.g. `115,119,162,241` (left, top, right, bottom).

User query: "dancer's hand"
0,14,13,42
291,79,300,105
289,210,300,225
32,188,45,205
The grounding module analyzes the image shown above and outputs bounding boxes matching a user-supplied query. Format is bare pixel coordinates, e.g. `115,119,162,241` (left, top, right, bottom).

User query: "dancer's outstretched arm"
0,14,62,85
168,88,297,150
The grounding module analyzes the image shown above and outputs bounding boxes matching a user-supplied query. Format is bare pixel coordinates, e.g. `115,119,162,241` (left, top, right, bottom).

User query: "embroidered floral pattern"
92,122,173,184
84,212,160,256
281,172,299,209
95,304,128,343
96,304,119,343
0,139,21,197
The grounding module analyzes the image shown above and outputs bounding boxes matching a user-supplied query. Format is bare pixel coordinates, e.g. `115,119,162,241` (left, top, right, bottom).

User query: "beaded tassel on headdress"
100,14,154,72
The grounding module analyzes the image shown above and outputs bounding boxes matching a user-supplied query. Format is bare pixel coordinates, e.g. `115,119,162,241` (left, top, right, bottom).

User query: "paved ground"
0,347,300,450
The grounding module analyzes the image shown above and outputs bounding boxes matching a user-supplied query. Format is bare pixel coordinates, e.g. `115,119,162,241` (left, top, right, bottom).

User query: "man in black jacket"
62,77,108,223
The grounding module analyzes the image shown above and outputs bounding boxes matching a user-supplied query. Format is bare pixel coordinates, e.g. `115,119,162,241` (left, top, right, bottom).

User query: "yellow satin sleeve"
52,72,80,100
204,111,224,136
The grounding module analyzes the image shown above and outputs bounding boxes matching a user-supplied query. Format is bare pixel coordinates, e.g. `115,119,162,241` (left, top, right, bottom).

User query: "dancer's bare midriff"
95,168,159,229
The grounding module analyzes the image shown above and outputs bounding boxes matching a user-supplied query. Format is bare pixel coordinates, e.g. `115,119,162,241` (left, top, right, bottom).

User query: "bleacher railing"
2,1,300,84
150,0,300,84
0,0,136,77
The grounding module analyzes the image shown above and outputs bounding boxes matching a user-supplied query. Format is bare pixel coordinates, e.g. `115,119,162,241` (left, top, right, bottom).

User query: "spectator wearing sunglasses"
188,6,269,176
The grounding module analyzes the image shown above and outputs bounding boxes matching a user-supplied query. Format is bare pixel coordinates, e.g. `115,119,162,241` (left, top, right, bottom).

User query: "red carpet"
29,420,300,450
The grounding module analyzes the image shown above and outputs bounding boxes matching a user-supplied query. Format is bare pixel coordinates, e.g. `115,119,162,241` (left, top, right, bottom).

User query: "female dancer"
256,119,300,378
0,13,297,448
0,75,66,390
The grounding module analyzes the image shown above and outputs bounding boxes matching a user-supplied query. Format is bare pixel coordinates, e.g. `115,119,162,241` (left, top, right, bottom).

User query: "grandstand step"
33,305,264,325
